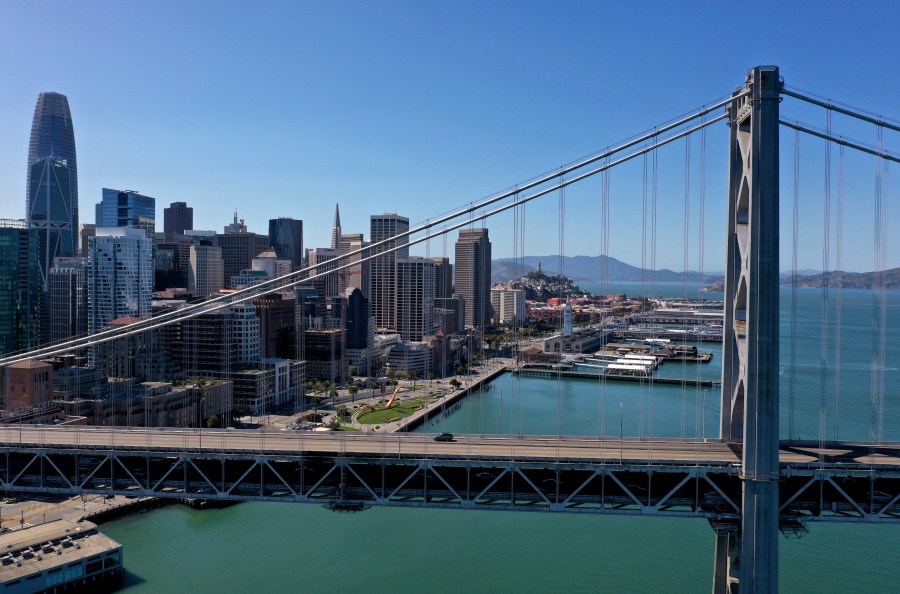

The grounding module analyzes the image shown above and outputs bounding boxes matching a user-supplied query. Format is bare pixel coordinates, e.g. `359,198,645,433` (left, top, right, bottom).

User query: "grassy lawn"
357,401,426,425
335,425,360,432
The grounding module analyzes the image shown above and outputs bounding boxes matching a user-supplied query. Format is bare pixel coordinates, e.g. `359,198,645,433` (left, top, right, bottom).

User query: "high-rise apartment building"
395,257,435,342
48,256,88,343
491,288,526,325
26,92,78,275
188,242,224,298
370,213,409,331
179,302,260,373
163,201,193,235
268,218,303,270
432,257,453,300
0,221,42,355
96,189,156,235
455,228,492,330
253,294,297,359
87,228,153,333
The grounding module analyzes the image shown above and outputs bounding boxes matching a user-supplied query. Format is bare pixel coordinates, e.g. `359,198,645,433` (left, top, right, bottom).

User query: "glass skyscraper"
26,92,78,287
96,188,156,235
268,218,303,270
0,220,43,355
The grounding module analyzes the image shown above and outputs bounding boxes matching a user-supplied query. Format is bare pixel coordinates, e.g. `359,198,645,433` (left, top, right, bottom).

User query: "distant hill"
783,268,900,289
491,255,722,284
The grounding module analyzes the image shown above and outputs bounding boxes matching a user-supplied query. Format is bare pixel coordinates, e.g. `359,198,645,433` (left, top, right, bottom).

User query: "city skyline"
0,2,897,273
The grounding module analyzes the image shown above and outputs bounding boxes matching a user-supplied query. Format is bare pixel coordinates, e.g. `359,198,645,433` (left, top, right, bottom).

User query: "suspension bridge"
0,66,897,593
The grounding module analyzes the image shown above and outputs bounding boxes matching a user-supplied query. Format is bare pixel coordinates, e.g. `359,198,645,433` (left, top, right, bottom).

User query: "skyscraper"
432,257,453,299
330,204,342,250
306,247,341,303
188,242,224,298
96,189,156,235
370,213,409,331
339,233,370,298
0,220,42,355
268,218,303,270
163,201,193,235
48,256,88,343
455,228,492,330
26,92,78,275
216,232,269,289
28,157,74,287
87,228,153,333
395,257,435,342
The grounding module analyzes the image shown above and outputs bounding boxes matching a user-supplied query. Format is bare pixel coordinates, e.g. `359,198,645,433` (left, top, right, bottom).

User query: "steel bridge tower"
717,66,781,593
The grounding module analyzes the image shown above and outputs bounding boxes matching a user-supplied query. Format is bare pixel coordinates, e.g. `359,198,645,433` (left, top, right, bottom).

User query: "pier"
512,366,719,388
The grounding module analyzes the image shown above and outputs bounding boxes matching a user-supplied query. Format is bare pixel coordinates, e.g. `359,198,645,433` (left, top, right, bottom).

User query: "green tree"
206,415,219,429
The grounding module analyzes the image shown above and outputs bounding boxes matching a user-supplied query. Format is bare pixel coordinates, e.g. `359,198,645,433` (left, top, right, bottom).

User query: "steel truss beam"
0,448,897,528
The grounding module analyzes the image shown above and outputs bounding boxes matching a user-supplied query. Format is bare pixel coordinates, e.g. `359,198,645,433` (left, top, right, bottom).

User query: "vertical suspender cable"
697,120,707,443
820,110,832,458
790,130,800,441
871,124,888,444
640,152,648,439
681,135,691,440
834,144,844,440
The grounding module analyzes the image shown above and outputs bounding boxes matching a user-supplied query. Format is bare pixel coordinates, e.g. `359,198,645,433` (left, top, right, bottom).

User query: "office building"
48,256,88,343
370,213,409,331
154,236,191,290
433,257,453,300
79,224,95,257
455,228,492,329
4,359,52,410
0,221,42,356
87,228,153,333
434,295,465,334
345,288,374,376
395,257,434,342
253,293,297,359
268,217,303,269
163,201,193,235
28,157,75,287
96,188,156,235
330,204,342,250
26,92,78,270
215,231,269,288
339,233,370,297
224,210,247,234
303,328,344,385
306,247,340,303
252,250,292,280
188,242,224,298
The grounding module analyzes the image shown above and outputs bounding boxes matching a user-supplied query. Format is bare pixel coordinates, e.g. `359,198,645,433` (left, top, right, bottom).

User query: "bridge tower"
717,66,781,593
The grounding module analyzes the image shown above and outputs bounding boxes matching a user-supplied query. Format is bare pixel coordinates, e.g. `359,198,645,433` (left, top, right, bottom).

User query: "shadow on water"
121,569,147,588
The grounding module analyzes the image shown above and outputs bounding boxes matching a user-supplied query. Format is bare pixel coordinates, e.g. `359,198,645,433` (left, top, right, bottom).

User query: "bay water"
102,285,899,592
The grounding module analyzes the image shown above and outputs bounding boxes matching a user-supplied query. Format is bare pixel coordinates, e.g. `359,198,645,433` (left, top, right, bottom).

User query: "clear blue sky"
1,1,897,272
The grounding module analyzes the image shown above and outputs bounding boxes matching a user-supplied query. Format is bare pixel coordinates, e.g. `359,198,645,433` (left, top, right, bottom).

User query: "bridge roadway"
0,427,898,524
2,426,900,467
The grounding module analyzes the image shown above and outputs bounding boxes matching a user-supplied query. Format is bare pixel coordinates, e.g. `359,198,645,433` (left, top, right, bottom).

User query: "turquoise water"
101,287,900,592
